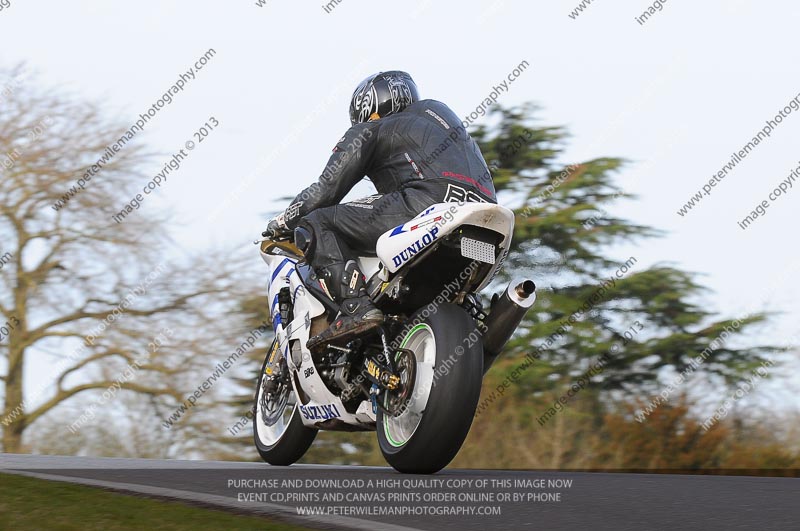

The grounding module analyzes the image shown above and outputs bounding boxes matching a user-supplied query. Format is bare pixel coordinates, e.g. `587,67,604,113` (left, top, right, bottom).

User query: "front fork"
260,286,295,423
260,340,291,426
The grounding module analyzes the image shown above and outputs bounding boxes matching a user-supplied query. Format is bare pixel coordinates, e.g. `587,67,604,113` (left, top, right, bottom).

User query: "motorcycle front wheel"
254,339,317,466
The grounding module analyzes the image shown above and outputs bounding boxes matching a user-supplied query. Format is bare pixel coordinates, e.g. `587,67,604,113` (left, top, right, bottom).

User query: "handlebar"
261,226,294,242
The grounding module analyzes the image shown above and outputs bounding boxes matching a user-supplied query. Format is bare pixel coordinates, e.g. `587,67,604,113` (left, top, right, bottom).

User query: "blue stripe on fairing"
270,258,292,282
293,284,304,301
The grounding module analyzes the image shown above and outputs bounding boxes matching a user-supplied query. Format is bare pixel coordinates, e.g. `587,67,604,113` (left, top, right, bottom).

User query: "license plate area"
461,237,496,264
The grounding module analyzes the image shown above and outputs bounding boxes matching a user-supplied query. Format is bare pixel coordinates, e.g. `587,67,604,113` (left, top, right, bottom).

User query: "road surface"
1,454,797,530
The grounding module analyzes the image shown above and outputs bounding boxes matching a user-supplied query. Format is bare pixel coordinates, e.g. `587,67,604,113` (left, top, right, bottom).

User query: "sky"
1,0,798,410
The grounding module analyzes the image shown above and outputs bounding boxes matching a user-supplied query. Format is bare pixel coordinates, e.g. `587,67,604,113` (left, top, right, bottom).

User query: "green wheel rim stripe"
383,323,431,448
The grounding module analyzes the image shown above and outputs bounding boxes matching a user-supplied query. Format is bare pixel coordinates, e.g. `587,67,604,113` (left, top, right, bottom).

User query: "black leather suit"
284,99,497,271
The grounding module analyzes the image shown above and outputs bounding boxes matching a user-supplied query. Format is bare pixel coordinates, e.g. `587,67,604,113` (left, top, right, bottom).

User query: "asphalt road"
1,454,797,531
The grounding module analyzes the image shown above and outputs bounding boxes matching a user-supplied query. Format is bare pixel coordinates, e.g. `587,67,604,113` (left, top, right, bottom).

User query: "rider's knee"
294,222,317,259
296,208,336,257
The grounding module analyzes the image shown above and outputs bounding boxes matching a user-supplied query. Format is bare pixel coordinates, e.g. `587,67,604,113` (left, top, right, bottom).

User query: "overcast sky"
2,0,798,408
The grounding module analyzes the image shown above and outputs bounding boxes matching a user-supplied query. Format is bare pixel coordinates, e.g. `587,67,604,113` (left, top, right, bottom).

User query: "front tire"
254,340,317,466
377,304,483,474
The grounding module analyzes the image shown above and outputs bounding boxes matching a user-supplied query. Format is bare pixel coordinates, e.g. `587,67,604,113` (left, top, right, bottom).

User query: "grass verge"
0,472,312,531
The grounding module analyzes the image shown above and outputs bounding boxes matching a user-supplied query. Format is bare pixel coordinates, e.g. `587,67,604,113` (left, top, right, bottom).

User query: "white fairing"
376,202,515,290
357,256,384,283
259,202,514,430
260,250,376,428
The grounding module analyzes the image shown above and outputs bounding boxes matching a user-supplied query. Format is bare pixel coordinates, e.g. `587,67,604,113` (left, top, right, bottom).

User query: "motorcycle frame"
259,201,516,431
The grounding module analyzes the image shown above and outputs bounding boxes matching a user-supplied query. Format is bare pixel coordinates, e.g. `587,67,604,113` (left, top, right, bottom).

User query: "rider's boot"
306,260,384,351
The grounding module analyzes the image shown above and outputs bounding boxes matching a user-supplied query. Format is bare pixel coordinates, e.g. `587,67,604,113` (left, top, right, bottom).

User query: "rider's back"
366,99,497,203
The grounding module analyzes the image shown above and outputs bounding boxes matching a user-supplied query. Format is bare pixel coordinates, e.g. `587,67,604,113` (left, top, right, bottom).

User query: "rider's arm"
283,123,378,229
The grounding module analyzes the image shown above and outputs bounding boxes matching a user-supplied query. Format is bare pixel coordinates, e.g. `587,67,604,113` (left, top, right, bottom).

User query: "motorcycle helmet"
349,71,420,126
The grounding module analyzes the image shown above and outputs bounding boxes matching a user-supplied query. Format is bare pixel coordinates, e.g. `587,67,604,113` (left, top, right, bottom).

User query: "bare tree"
0,65,246,453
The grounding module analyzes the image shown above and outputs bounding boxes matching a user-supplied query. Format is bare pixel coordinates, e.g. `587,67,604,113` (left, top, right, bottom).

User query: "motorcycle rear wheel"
377,303,483,474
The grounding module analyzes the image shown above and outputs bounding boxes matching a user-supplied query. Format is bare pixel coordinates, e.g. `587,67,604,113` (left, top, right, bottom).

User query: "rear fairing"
376,202,514,293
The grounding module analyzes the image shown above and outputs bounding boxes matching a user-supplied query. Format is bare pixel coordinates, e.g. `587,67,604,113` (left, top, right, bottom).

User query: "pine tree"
472,105,776,411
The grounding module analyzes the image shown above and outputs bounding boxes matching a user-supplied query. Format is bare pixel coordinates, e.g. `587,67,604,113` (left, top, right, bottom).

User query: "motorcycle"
253,200,536,474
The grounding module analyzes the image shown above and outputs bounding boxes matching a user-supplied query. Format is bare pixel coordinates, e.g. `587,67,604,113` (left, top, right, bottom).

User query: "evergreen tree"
472,105,776,410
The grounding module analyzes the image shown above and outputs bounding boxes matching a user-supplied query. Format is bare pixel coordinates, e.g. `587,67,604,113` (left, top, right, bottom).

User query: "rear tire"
254,340,317,466
377,304,483,474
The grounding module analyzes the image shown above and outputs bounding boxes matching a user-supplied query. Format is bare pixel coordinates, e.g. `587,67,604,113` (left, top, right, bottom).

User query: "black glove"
263,214,291,240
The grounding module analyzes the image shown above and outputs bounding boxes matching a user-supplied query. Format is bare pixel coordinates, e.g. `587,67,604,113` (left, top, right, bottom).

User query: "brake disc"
382,348,417,417
260,358,290,426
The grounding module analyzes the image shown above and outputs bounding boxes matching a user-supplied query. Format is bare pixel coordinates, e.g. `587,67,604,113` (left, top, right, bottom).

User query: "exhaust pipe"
482,279,537,374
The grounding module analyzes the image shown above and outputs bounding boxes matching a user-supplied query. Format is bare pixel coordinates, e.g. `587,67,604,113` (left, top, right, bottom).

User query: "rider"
267,71,497,350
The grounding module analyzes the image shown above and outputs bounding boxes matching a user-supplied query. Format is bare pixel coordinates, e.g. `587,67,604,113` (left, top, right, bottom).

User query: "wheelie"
254,72,536,473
